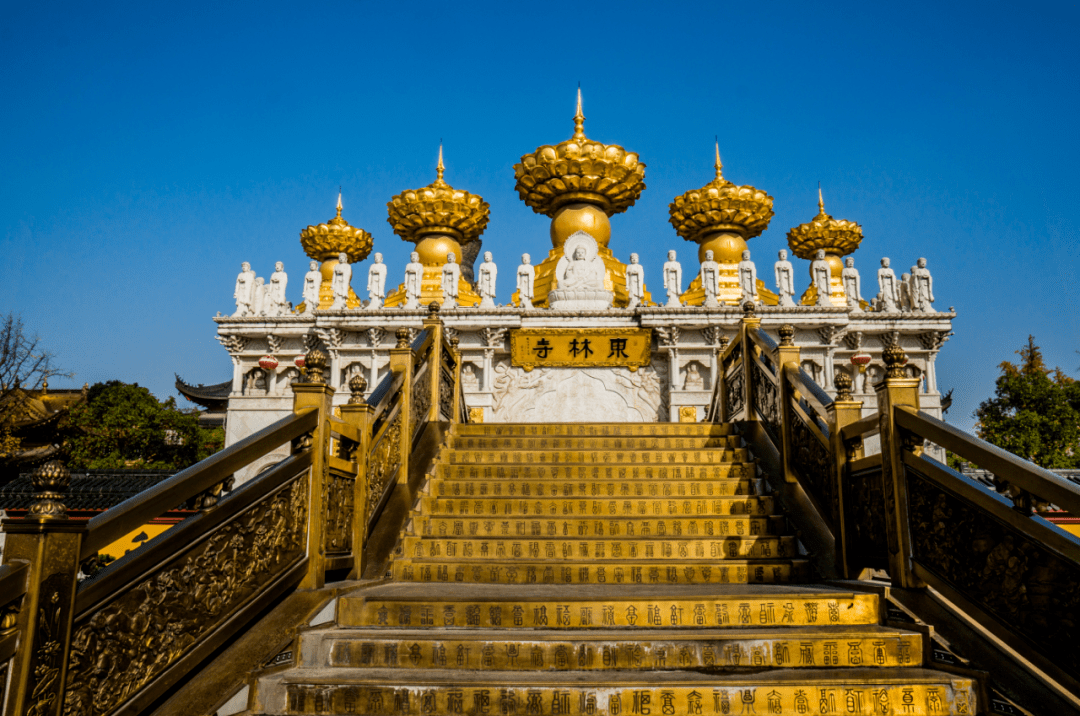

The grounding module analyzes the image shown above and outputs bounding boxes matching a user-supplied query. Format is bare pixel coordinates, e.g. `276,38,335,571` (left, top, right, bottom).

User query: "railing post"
1,461,84,716
775,325,801,484
390,328,414,485
448,336,463,424
874,343,925,588
340,374,372,579
741,301,761,422
293,349,334,590
828,372,864,579
424,303,444,422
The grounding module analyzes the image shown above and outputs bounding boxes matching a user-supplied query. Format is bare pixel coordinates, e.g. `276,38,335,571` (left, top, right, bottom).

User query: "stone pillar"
483,349,495,392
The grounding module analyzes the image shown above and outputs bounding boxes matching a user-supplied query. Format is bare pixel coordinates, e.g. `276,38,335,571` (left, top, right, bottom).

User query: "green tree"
64,382,224,470
974,336,1080,469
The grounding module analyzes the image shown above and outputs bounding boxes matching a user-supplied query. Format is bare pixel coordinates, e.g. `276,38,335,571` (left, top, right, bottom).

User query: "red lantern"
850,353,872,373
259,355,279,371
294,355,305,369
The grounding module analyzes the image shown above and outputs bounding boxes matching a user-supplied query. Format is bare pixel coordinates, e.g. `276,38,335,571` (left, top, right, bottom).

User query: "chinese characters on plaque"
510,329,652,372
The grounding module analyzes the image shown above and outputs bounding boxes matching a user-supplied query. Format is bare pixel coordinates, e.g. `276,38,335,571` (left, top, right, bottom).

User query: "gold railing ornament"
395,328,411,349
778,324,796,347
882,343,909,379
348,374,368,405
834,372,854,402
28,459,70,520
304,349,328,384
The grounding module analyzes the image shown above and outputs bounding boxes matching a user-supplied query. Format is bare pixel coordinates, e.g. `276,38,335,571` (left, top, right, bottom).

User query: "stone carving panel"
490,357,668,423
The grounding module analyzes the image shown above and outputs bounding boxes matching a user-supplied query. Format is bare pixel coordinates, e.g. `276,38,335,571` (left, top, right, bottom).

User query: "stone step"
434,463,757,481
411,515,789,540
337,584,883,629
400,536,798,562
301,626,924,671
427,479,763,499
390,559,807,585
447,435,742,450
415,495,776,518
452,423,739,438
258,668,977,716
442,448,753,465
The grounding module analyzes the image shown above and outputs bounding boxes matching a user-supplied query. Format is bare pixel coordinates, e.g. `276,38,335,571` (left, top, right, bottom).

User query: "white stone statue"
876,257,899,312
811,249,833,307
461,364,479,390
900,271,914,311
701,250,720,308
251,276,266,316
517,254,535,309
367,252,387,309
684,363,704,390
233,262,256,317
912,257,934,312
268,261,288,316
403,251,423,310
331,252,351,310
774,250,795,307
441,253,460,309
478,251,497,308
625,253,645,308
662,250,682,307
841,257,862,311
549,231,612,310
302,260,321,313
738,250,758,305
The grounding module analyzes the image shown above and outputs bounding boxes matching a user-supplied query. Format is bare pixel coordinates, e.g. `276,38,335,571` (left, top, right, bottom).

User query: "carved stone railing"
0,306,469,716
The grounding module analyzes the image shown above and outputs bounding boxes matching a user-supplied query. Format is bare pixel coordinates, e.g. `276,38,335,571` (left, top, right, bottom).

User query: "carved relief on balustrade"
366,412,402,526
906,467,1080,678
751,361,779,444
439,366,454,421
843,465,889,572
725,368,745,420
410,364,431,437
790,407,836,529
62,476,308,716
325,471,354,555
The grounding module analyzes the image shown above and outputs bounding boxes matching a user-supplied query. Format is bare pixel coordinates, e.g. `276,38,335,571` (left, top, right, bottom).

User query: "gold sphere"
415,234,463,268
698,231,748,263
550,203,611,248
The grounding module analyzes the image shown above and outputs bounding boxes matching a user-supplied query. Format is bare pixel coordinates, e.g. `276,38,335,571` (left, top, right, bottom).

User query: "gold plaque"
510,329,651,372
678,406,698,423
468,407,485,423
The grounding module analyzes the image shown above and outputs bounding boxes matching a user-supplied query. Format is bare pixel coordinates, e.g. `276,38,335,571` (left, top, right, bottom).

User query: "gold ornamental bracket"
510,328,652,372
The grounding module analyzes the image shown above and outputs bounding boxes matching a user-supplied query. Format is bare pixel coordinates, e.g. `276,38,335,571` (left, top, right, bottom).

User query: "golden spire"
817,182,826,217
435,142,446,185
336,189,343,218
572,85,586,140
714,138,723,181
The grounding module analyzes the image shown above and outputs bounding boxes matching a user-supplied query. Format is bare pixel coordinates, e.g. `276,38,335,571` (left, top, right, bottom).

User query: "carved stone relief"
490,357,668,423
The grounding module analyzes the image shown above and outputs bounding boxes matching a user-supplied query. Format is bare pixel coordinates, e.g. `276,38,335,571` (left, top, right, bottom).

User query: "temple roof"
0,470,181,512
175,375,231,411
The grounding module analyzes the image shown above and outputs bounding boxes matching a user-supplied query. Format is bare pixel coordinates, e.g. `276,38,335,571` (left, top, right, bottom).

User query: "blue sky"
1,1,1077,431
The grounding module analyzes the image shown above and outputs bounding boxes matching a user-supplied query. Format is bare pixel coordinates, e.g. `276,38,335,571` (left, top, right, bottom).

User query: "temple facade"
211,92,953,482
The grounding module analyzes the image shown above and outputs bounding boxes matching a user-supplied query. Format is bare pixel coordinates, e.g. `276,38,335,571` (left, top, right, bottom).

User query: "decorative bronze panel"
439,366,454,422
790,407,836,529
907,466,1080,678
411,367,431,437
725,367,744,420
325,472,354,555
62,476,308,716
366,413,402,526
751,361,779,444
843,466,889,572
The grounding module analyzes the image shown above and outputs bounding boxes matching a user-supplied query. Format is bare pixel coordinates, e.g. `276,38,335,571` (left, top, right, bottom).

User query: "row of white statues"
233,248,935,316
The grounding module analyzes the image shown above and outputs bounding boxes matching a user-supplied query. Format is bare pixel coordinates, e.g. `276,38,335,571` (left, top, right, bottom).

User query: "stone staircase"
250,422,978,715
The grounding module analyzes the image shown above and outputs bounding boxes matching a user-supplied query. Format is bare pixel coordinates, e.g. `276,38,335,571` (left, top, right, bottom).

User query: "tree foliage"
974,336,1080,469
0,312,71,458
64,382,224,470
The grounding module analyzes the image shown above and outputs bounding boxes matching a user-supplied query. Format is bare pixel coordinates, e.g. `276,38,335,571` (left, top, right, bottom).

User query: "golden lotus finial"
300,192,373,263
786,187,864,260
573,85,586,140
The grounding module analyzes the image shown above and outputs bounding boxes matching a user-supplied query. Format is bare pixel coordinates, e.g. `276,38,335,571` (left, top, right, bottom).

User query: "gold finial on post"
348,373,368,404
882,343,909,379
395,328,411,349
572,85,586,140
304,349,327,384
778,324,796,347
29,460,70,520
